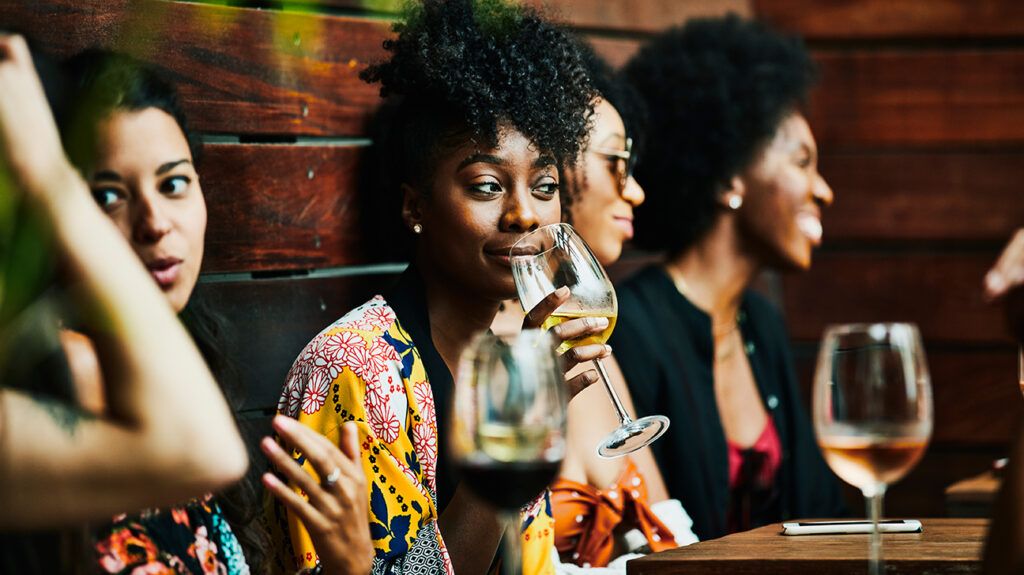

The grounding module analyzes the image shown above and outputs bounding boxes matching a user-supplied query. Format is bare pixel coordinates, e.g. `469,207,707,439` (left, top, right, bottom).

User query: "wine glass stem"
500,512,521,575
592,358,633,425
867,484,886,575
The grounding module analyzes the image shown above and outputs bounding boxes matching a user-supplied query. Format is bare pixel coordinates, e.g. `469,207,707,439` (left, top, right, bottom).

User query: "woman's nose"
621,175,645,207
133,195,172,243
500,187,541,233
812,173,834,207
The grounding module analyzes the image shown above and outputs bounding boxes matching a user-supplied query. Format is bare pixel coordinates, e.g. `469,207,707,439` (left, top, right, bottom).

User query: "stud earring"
727,195,743,210
412,223,423,234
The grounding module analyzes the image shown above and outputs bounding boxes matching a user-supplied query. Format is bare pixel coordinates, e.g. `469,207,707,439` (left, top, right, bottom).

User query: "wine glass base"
597,415,670,459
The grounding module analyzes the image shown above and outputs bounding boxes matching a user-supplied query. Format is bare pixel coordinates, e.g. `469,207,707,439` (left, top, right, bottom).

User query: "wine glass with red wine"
451,330,567,575
813,323,933,575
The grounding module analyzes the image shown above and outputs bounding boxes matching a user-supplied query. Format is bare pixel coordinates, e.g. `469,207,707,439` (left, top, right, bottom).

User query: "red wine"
457,460,560,512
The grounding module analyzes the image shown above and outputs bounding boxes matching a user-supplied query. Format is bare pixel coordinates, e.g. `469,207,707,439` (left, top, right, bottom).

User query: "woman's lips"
613,217,634,239
147,258,182,288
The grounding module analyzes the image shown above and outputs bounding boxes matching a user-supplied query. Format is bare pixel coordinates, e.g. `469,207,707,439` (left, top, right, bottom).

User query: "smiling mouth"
797,213,823,245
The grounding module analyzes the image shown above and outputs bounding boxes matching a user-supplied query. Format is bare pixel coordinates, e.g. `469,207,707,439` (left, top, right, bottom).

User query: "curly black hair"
562,38,648,221
624,14,816,255
360,0,596,193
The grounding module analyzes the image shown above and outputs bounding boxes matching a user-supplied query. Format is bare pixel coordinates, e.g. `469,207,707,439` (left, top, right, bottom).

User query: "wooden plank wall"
5,0,1022,519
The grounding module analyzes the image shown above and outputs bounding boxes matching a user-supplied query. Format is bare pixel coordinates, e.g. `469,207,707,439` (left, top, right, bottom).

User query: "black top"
609,266,846,540
386,265,458,513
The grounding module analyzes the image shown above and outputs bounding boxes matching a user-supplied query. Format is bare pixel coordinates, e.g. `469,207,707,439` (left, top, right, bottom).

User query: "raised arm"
0,34,247,529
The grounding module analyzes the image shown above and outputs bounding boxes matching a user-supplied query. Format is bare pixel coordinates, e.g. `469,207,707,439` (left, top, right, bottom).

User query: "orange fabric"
551,459,677,567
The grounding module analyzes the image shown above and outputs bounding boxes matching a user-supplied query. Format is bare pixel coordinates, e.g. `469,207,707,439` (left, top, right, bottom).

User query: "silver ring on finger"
322,467,342,488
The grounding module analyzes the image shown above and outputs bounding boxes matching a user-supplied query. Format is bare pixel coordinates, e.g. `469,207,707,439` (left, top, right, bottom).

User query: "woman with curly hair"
271,1,603,573
610,15,846,541
487,43,699,568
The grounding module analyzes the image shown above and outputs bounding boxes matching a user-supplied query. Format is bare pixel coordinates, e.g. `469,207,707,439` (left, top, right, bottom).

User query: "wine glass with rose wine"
510,223,669,458
451,330,566,575
813,323,933,575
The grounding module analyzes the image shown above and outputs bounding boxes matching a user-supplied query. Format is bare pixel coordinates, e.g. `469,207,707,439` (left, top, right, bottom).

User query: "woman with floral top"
271,1,606,573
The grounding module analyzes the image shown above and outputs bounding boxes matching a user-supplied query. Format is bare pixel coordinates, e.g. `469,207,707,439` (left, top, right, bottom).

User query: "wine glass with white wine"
451,330,567,575
510,223,669,458
813,323,933,575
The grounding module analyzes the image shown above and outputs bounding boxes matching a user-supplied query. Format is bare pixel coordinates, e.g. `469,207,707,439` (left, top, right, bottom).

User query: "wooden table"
946,469,1000,517
626,519,988,575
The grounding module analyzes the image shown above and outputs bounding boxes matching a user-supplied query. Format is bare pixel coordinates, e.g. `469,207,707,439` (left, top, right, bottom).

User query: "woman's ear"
401,183,424,233
719,175,746,211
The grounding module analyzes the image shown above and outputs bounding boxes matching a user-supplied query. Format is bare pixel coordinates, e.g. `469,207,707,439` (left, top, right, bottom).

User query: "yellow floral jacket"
271,276,555,575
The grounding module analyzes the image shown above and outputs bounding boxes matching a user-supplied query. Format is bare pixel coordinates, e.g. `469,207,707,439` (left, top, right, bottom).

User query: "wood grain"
200,143,368,273
819,151,1024,242
627,519,987,575
782,252,1012,344
0,0,390,136
755,0,1024,40
194,270,402,412
809,50,1024,148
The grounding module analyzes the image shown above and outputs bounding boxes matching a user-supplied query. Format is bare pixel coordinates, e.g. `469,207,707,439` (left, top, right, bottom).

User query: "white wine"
541,310,617,354
819,428,927,489
477,422,553,462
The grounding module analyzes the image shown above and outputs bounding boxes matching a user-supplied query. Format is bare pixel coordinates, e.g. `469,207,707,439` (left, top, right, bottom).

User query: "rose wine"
541,310,617,354
819,429,928,489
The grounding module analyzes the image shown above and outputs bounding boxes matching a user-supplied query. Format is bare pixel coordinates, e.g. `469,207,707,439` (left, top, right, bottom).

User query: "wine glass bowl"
813,322,933,575
510,223,669,458
451,330,566,574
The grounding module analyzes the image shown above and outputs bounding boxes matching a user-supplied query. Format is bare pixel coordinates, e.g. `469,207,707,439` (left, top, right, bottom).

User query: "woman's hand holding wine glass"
511,223,669,458
522,285,612,398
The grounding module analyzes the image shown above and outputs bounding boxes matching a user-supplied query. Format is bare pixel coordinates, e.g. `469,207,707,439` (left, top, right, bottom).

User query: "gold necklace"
667,266,741,362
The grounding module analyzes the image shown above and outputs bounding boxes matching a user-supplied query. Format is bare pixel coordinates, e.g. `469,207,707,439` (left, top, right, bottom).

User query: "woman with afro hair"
609,15,846,541
270,1,606,573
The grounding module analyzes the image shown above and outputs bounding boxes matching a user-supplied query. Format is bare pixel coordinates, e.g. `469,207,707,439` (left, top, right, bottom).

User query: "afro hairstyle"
624,14,816,255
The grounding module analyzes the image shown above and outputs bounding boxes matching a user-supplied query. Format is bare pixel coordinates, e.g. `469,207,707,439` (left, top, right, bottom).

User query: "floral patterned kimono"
94,494,249,575
270,268,555,575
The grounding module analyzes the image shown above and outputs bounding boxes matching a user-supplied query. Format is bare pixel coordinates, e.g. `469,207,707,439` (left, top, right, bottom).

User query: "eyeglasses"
589,137,636,196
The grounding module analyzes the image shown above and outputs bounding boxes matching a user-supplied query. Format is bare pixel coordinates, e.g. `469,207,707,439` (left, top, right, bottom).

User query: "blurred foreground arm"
0,34,247,529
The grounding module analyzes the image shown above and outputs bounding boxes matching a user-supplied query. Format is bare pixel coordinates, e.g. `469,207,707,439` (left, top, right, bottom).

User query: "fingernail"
592,317,609,328
605,345,612,354
555,286,570,297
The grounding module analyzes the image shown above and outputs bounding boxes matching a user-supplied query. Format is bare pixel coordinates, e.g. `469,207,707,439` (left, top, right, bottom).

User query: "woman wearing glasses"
491,46,698,569
610,16,846,541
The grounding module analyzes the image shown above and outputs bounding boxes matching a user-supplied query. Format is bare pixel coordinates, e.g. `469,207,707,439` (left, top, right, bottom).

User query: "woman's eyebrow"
533,155,556,169
156,159,191,176
457,153,505,171
92,170,122,182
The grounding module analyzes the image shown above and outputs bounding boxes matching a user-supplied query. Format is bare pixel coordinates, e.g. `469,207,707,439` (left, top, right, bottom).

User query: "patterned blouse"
269,269,556,575
94,494,249,575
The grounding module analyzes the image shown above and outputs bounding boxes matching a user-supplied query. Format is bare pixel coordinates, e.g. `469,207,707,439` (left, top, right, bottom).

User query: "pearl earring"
727,195,743,210
412,223,423,234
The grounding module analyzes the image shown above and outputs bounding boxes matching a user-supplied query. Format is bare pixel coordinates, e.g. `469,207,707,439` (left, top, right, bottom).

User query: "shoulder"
278,295,414,418
615,265,670,320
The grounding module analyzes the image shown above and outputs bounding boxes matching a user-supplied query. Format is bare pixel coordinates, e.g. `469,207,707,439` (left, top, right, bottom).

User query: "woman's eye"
796,156,812,169
535,182,560,197
469,182,503,195
161,175,191,195
91,188,123,209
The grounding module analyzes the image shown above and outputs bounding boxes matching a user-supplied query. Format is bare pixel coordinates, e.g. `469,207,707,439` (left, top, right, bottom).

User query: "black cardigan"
609,266,846,540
